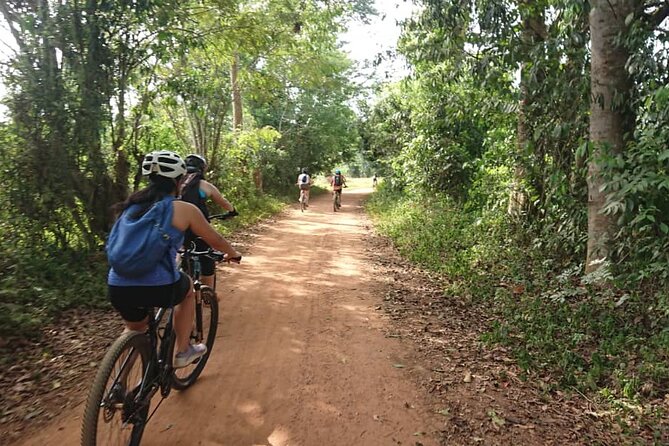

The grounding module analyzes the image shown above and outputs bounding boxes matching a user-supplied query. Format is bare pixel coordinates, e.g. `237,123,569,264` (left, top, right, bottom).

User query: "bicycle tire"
81,331,152,446
333,192,337,212
300,193,306,212
172,286,219,389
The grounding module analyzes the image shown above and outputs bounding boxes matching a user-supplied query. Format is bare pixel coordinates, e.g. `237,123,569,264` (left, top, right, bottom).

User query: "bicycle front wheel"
81,331,152,446
172,286,219,389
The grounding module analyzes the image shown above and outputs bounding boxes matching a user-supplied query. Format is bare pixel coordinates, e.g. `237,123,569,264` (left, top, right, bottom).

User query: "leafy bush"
602,86,669,286
368,186,669,399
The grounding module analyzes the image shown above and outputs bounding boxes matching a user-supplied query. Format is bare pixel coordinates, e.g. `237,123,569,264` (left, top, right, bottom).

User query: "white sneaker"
174,343,207,368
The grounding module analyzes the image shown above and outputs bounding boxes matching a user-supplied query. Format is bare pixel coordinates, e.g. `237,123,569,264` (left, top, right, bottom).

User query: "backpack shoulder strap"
179,173,200,197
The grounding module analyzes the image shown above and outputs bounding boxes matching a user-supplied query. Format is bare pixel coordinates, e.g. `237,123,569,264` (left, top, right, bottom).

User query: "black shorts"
108,272,191,322
299,183,310,190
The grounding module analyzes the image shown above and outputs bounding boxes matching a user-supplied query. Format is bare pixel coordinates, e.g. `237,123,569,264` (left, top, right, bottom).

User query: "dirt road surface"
16,188,442,446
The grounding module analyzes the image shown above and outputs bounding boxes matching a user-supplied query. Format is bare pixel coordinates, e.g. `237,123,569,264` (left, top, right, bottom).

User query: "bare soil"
1,188,666,445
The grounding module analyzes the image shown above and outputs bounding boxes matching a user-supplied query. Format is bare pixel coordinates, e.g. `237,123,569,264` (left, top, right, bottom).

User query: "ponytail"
111,174,182,219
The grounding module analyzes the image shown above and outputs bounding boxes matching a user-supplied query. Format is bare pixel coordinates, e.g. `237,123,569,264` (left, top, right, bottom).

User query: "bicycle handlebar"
179,246,242,264
179,210,241,263
209,209,238,221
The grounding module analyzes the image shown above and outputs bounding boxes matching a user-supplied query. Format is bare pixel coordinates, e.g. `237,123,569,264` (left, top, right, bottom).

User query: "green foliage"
361,0,669,421
0,247,109,340
367,186,474,277
601,86,669,284
368,186,669,399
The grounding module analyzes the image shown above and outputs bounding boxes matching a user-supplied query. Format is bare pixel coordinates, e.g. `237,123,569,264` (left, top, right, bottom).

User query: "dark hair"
111,174,181,219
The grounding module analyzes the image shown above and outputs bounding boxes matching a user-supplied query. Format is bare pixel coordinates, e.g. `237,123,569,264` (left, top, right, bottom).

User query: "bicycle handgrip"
210,209,238,221
206,250,226,261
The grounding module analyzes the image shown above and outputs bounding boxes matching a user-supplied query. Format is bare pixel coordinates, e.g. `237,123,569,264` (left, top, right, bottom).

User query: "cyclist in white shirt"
296,168,312,206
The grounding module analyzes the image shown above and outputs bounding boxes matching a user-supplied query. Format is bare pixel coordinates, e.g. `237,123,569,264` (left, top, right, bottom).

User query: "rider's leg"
201,274,215,290
200,255,216,295
174,278,196,354
305,188,310,205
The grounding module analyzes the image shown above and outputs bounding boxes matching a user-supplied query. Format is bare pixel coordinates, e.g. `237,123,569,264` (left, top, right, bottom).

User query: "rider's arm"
201,180,234,212
173,201,240,258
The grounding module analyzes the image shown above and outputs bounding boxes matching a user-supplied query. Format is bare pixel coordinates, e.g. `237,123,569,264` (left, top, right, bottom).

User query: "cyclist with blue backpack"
107,151,241,368
180,154,236,293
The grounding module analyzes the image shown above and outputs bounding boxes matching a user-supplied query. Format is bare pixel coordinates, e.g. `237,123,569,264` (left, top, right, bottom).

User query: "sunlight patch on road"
289,338,305,355
237,400,265,427
266,424,291,446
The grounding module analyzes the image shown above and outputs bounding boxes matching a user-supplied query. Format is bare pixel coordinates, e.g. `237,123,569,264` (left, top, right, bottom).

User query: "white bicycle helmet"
141,151,187,178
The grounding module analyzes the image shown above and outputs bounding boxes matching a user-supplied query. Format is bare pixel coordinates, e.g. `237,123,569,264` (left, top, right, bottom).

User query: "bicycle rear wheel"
300,192,306,212
81,331,152,446
172,286,219,389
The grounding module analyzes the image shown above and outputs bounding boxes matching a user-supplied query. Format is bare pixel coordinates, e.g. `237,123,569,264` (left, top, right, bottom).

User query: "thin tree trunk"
508,1,546,217
231,51,263,192
231,52,243,130
586,0,636,273
113,75,129,202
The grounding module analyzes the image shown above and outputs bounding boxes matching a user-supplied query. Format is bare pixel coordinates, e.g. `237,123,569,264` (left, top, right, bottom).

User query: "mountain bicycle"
299,189,308,212
81,214,239,445
333,189,341,212
298,188,309,212
332,185,347,212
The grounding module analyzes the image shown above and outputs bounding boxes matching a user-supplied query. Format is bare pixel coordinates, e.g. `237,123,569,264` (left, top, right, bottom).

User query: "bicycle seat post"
192,253,202,292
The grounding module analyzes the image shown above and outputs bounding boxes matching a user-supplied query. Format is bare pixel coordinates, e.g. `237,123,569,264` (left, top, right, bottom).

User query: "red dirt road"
16,188,442,446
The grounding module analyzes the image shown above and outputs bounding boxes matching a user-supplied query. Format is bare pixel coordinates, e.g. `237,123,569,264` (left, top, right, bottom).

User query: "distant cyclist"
179,154,236,293
296,168,312,206
372,174,378,188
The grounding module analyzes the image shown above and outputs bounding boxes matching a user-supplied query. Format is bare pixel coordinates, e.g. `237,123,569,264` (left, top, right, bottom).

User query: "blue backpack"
106,196,175,278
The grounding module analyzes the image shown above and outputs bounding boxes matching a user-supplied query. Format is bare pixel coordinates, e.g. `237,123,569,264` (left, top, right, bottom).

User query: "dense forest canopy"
0,0,373,248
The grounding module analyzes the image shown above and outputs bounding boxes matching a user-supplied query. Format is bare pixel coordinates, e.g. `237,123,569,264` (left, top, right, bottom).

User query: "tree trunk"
586,0,636,273
113,76,130,202
508,1,546,218
230,52,263,192
231,52,243,130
